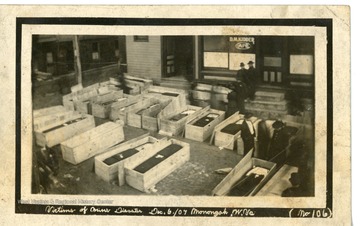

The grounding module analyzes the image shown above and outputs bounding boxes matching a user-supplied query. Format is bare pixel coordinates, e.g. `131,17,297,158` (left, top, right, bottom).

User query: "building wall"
126,36,162,81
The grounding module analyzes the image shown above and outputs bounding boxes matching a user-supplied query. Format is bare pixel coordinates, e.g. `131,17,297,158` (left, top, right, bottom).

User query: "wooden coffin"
124,74,153,93
33,105,67,118
94,133,160,185
109,94,147,121
62,83,99,111
33,110,77,131
125,98,159,127
61,122,125,165
124,138,190,192
159,105,203,136
34,113,95,147
141,100,172,131
184,106,225,142
90,90,124,118
256,164,298,196
212,149,277,196
210,112,245,150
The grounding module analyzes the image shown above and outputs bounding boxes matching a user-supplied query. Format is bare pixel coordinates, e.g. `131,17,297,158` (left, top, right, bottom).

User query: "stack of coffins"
184,106,225,142
90,90,124,118
212,149,277,196
191,83,231,108
61,122,125,165
159,104,203,136
98,80,121,94
124,74,153,94
94,133,162,185
124,138,190,192
33,108,95,147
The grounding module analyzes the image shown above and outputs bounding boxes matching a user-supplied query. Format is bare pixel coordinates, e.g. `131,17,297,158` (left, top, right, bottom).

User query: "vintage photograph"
2,6,349,224
31,34,315,198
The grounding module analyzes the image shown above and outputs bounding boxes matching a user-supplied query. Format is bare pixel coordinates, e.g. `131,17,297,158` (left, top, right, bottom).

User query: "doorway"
162,36,194,81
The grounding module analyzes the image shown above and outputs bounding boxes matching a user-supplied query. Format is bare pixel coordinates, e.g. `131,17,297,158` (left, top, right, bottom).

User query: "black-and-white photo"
31,34,315,198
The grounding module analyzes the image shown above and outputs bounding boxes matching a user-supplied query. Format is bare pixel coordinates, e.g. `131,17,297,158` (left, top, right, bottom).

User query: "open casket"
34,112,95,147
210,112,246,150
62,83,100,111
159,105,203,136
109,94,147,121
184,106,225,142
94,133,162,185
124,138,190,192
212,149,277,196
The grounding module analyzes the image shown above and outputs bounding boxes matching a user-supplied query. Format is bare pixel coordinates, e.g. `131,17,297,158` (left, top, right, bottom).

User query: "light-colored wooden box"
90,90,124,118
159,105,203,136
141,99,172,131
62,83,99,111
61,122,125,165
184,106,225,142
212,149,277,196
124,74,153,93
33,110,77,131
211,112,245,150
124,138,190,192
94,133,160,185
125,98,159,128
34,114,95,147
33,105,67,118
109,94,146,121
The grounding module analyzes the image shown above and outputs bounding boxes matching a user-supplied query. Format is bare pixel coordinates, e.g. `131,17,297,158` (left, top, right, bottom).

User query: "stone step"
245,100,288,111
254,90,285,102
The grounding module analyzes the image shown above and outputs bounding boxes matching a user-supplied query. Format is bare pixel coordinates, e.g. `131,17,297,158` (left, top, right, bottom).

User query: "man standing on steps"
246,60,257,100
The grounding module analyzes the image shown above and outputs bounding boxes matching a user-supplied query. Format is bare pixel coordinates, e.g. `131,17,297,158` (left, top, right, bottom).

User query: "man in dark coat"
246,61,257,100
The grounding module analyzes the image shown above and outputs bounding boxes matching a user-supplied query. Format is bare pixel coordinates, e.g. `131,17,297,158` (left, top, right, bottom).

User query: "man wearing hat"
231,62,247,113
246,60,257,100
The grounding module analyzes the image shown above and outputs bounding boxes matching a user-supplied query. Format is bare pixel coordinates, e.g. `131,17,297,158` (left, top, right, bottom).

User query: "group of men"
227,60,257,116
236,60,256,100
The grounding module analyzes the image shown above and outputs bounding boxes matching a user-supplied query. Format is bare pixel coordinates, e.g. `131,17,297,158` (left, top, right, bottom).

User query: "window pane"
229,53,256,70
290,55,314,75
203,52,228,68
203,36,229,52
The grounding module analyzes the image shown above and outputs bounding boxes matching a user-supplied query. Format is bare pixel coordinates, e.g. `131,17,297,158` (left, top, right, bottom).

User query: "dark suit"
240,120,255,156
246,66,256,99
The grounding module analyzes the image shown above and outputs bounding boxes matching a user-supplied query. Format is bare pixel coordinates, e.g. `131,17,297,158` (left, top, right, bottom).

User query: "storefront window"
202,36,256,70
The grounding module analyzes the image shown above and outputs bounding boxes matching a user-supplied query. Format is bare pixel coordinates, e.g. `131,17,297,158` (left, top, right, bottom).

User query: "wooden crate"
124,138,190,192
34,114,95,147
33,105,67,118
210,112,245,150
184,106,225,142
94,133,160,184
62,83,99,111
141,100,172,131
109,94,147,121
125,98,159,127
159,105,203,136
90,90,124,118
212,149,277,196
33,110,77,131
124,74,153,93
61,122,125,165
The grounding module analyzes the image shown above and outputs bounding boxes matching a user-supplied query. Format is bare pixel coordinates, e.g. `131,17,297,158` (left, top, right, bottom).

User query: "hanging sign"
229,37,255,52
